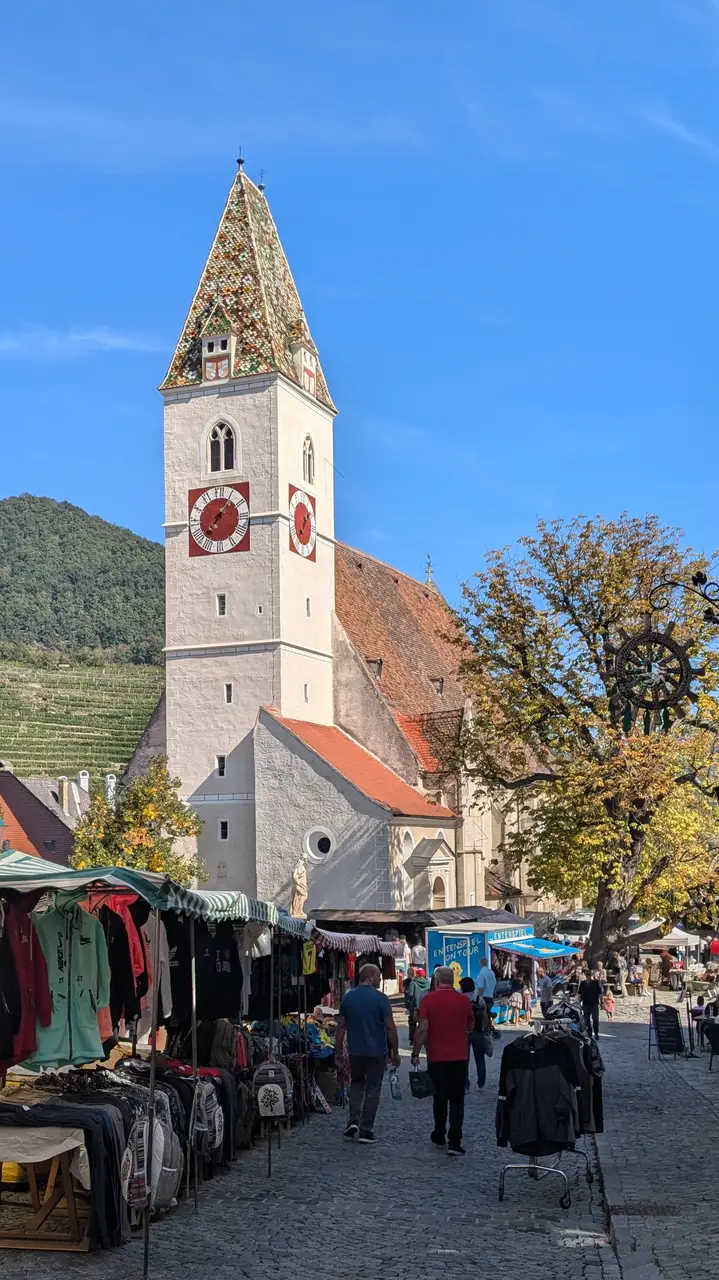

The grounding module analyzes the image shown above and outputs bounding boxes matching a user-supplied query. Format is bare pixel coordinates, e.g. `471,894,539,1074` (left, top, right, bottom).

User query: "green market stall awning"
499,936,580,960
161,882,313,937
0,851,313,936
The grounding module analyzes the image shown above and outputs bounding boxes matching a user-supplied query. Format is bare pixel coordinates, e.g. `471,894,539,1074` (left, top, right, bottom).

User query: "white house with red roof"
151,162,537,915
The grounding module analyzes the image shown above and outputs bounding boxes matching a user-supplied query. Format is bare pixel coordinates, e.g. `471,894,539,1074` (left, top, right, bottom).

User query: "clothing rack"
0,857,313,1277
498,1150,592,1208
496,1022,599,1209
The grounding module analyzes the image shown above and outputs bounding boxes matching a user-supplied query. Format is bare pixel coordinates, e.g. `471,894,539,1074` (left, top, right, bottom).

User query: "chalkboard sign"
649,1003,685,1058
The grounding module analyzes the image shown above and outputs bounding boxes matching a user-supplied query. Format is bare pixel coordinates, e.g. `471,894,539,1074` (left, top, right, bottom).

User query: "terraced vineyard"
0,663,164,777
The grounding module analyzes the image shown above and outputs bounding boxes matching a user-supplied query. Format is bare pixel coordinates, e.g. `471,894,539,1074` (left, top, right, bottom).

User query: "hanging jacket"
0,902,51,1066
0,927,21,1062
496,1034,581,1156
137,914,172,1037
25,902,111,1068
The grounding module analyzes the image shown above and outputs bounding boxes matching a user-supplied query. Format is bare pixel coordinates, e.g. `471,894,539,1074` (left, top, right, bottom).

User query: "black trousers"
428,1059,466,1147
582,1002,600,1037
348,1055,386,1133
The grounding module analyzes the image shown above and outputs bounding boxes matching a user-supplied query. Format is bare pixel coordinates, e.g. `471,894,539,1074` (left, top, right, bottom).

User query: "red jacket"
3,903,52,1066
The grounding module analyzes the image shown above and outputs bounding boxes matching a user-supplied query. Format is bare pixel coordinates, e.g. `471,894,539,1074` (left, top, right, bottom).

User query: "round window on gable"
303,826,336,864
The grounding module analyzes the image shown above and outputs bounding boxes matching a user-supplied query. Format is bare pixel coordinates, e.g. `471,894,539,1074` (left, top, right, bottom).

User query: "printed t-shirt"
339,985,391,1057
419,988,474,1062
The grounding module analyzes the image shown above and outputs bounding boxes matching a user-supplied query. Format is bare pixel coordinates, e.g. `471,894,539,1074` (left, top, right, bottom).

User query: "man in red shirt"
411,967,474,1155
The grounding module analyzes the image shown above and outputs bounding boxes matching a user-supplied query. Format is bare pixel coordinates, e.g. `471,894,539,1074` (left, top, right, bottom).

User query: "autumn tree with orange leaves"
72,756,204,886
458,514,719,960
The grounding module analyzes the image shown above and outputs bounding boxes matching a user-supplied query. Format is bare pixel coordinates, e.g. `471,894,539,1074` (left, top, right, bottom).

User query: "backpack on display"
252,1062,294,1119
190,1079,225,1159
121,1117,184,1212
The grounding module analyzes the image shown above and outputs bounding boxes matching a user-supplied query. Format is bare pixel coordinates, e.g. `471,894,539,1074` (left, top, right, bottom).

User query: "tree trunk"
586,880,637,965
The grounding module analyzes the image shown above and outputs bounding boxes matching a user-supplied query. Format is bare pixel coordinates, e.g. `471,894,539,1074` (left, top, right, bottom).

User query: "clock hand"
208,497,233,532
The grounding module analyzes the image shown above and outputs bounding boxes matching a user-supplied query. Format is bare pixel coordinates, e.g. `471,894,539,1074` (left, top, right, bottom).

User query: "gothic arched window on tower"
302,436,315,486
208,423,236,473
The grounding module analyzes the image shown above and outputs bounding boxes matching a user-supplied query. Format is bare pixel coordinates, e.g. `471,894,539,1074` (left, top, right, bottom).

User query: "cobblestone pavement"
595,995,715,1280
0,1015,618,1280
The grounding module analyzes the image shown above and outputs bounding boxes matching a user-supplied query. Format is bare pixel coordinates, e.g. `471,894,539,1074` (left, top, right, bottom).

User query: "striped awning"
313,928,397,956
0,851,313,935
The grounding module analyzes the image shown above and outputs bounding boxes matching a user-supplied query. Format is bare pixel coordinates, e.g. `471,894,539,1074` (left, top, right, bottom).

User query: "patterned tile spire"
161,169,335,410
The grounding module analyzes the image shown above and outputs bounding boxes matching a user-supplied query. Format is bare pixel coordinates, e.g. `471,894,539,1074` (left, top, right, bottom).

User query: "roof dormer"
288,314,318,397
201,302,236,384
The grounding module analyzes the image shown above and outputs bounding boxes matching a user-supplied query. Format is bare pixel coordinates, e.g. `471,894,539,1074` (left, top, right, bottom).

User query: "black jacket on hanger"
0,930,21,1060
497,1034,581,1156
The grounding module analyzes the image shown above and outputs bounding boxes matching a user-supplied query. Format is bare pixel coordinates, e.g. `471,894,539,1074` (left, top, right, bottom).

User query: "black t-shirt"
579,979,602,1006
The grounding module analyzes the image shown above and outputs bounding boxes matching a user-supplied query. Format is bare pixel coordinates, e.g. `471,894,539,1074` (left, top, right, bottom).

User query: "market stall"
425,919,536,984
0,850,313,1272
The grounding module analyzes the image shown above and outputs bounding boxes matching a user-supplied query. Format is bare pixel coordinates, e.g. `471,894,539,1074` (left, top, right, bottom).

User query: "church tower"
160,162,337,892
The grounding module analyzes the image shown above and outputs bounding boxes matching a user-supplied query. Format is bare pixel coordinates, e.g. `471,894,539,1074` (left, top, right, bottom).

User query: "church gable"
161,167,335,409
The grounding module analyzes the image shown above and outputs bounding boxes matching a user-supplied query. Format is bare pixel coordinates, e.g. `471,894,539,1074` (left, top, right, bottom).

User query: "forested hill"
0,495,164,662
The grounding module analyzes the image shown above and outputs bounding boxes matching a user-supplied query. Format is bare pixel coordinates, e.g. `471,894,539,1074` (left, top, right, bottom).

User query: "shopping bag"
409,1067,435,1099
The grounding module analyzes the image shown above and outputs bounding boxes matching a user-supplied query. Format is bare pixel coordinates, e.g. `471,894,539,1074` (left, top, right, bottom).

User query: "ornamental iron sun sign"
610,572,716,727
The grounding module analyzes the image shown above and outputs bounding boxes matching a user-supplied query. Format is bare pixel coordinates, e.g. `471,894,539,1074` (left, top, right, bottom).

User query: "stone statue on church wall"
290,857,309,918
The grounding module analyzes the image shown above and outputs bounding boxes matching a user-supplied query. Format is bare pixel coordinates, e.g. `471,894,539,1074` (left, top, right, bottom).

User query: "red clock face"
188,483,250,556
289,485,316,560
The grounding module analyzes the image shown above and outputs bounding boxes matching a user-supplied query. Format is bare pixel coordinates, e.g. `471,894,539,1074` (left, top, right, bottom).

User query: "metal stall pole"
142,907,163,1280
301,975,311,1120
267,927,276,1177
295,943,306,1125
276,932,283,1148
189,915,200,1210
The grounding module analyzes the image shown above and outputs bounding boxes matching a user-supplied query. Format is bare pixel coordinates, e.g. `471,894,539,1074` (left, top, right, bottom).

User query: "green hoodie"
24,901,110,1069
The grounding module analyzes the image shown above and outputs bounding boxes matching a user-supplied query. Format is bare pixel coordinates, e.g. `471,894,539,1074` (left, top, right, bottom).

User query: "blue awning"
495,937,580,959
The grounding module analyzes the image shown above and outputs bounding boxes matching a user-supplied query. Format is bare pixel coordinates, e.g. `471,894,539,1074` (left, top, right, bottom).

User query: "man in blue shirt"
476,959,497,1026
335,964,400,1144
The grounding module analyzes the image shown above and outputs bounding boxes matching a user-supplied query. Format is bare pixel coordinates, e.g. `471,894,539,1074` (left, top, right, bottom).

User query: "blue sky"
3,0,719,603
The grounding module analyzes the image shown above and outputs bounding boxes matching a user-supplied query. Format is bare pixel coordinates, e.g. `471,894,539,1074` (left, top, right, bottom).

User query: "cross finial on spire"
258,169,266,194
425,554,436,588
236,147,244,170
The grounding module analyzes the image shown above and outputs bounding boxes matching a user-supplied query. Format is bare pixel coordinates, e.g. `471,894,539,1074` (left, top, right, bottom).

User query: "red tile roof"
263,710,456,820
395,715,443,773
334,544,466,769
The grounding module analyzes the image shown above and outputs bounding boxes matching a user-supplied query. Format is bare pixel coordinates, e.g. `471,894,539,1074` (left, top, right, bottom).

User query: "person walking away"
578,970,602,1038
404,968,430,1044
459,977,489,1090
475,958,497,1025
710,936,719,964
335,964,400,1144
411,967,474,1155
538,968,554,1019
411,938,428,975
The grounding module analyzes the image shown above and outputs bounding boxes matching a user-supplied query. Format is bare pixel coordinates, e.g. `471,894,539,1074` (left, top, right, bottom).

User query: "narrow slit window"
216,754,226,777
216,593,227,617
219,820,229,841
306,597,311,617
303,436,315,486
209,427,221,472
223,427,234,470
257,604,263,615
224,683,233,705
303,683,309,703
